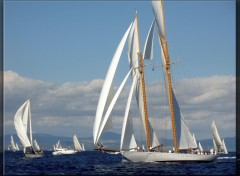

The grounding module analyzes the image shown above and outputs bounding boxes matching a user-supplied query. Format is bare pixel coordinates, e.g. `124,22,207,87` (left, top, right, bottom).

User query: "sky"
4,1,235,143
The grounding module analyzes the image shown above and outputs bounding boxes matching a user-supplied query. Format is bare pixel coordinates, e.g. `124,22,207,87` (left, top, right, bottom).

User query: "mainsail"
14,100,32,149
151,0,197,151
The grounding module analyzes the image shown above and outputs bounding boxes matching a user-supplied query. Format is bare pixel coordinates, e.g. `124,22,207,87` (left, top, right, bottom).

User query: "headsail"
33,139,41,151
73,134,83,151
222,139,228,154
120,75,138,151
93,22,133,145
199,142,203,152
211,121,223,147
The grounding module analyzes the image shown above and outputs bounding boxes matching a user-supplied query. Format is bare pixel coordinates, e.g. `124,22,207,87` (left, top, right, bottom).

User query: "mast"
157,0,179,153
136,12,151,151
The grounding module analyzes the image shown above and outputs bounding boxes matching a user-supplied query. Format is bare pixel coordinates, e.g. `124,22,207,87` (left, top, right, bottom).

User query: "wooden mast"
136,12,151,151
158,0,179,153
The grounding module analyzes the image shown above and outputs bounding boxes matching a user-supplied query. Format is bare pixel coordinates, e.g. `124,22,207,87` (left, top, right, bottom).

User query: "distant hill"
4,132,236,152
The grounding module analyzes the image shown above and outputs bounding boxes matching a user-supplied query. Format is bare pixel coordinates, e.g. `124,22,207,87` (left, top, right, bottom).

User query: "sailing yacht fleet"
9,0,229,162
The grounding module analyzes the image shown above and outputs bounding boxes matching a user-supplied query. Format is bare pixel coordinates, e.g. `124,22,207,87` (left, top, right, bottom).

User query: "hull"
94,148,120,154
52,149,77,155
121,151,218,162
25,152,44,158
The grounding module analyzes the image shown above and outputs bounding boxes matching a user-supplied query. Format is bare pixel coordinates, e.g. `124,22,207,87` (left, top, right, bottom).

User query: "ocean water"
3,151,236,175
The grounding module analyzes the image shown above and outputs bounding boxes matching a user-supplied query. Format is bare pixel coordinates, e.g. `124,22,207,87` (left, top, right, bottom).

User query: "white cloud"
4,71,235,140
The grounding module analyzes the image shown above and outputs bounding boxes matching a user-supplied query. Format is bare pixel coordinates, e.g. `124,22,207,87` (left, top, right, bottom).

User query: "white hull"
52,149,77,155
121,151,218,162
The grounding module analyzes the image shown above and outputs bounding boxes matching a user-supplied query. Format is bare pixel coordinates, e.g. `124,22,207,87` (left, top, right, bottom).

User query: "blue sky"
4,0,235,83
4,1,236,143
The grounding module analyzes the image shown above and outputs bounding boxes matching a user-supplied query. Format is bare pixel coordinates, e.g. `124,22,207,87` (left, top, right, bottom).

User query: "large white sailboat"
211,120,228,154
93,0,217,162
14,99,44,157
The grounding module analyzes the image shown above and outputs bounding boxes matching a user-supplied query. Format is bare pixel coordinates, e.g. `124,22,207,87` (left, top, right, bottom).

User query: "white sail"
93,23,133,145
213,138,218,151
14,100,32,148
222,139,228,154
128,15,160,149
128,18,139,73
73,134,83,151
143,19,155,60
120,75,138,151
96,68,133,144
152,0,166,41
149,121,160,148
82,143,85,151
15,143,19,151
158,34,197,150
33,139,41,151
199,142,203,152
211,121,223,148
10,135,17,151
193,133,197,147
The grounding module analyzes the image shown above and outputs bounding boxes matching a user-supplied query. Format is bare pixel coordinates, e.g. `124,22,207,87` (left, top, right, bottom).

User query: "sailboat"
93,0,217,162
52,140,77,155
8,135,19,152
73,134,85,152
211,120,228,154
14,99,43,157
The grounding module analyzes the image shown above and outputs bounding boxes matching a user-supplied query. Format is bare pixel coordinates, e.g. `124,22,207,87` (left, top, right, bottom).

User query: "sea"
3,151,237,175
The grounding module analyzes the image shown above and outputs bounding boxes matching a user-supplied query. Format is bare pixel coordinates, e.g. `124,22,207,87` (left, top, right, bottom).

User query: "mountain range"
4,132,236,152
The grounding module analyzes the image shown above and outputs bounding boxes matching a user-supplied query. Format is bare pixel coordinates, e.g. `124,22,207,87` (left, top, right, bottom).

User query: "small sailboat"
73,134,85,152
14,99,43,157
211,120,228,154
8,135,19,152
52,140,77,155
94,0,217,162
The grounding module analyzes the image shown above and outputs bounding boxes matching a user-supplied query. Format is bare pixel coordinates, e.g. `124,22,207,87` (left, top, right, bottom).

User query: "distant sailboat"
211,120,228,154
94,0,217,162
8,135,19,152
73,134,84,152
52,140,77,155
14,99,43,157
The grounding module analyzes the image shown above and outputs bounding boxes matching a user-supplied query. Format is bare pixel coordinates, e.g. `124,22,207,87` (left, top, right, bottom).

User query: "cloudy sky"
4,1,235,141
